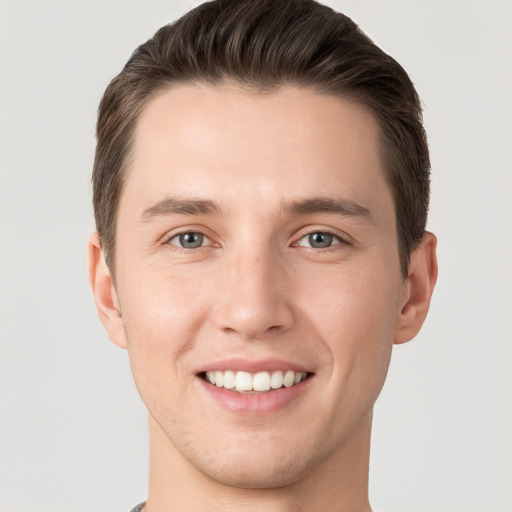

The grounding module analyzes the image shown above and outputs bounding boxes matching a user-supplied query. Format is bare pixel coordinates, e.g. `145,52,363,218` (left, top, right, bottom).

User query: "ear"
394,231,438,345
88,232,127,349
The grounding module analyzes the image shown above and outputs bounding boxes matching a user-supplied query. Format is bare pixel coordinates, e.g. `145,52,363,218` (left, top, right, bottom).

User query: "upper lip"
197,358,313,374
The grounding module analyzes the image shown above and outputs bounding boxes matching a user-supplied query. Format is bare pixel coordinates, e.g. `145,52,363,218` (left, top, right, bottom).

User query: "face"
107,85,409,488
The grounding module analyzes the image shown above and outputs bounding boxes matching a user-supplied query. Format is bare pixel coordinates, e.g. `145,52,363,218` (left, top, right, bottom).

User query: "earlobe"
394,232,438,345
88,232,128,349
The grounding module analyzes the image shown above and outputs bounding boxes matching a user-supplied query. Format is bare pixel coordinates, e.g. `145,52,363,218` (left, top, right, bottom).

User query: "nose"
211,248,295,340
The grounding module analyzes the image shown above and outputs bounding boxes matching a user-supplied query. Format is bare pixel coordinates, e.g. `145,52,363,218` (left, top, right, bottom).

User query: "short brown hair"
93,0,430,277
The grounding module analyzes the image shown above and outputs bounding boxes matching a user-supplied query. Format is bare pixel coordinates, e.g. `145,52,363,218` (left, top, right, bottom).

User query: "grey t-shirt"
129,499,379,510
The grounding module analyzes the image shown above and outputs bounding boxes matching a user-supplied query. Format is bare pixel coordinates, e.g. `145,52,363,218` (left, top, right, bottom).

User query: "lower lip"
198,376,312,416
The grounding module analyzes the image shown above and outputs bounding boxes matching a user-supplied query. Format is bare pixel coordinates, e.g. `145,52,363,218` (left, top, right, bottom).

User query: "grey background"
1,1,511,511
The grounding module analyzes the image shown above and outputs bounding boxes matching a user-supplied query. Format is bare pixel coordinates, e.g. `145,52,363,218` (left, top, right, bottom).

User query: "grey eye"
170,232,206,249
297,231,341,249
308,232,333,248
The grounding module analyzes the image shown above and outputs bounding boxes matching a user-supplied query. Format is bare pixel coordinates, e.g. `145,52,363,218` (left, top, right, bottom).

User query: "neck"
145,411,374,512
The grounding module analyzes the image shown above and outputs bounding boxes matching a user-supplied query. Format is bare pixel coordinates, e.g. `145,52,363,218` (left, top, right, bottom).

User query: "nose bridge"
212,242,294,339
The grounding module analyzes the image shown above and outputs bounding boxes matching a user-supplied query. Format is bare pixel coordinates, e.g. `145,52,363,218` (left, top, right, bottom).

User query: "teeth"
270,370,283,389
235,371,253,391
223,370,235,389
283,370,295,388
253,372,271,391
204,370,307,392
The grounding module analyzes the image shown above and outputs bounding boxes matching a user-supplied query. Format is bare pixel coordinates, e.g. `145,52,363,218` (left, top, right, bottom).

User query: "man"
88,0,438,510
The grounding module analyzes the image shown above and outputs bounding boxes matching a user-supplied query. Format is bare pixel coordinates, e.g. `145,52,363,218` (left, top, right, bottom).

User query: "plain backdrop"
1,1,511,511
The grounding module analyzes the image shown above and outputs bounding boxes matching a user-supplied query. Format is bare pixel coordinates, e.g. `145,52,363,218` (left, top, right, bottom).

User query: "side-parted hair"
93,0,430,277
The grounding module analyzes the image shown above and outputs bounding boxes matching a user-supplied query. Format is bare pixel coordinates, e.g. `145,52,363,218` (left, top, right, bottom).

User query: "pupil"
180,232,203,248
309,232,332,248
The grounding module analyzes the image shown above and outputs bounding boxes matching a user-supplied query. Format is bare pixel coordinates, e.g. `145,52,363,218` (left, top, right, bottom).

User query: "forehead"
122,84,392,221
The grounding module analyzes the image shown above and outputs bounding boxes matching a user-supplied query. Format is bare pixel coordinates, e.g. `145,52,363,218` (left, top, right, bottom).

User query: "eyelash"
166,231,214,250
293,229,347,250
164,227,349,252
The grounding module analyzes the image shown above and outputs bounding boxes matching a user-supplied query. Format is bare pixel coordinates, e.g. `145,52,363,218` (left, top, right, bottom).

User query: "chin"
174,427,326,490
198,451,312,489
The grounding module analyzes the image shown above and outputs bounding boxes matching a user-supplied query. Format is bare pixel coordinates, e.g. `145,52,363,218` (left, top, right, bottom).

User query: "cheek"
304,258,400,333
119,259,209,340
302,262,400,383
116,265,210,396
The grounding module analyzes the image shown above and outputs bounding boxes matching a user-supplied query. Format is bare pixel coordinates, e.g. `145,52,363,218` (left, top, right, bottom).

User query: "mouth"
200,370,311,393
196,359,315,415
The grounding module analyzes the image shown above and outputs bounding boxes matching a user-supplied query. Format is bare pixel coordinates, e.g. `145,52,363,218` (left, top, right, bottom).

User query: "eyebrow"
140,197,220,221
283,196,372,219
140,195,372,222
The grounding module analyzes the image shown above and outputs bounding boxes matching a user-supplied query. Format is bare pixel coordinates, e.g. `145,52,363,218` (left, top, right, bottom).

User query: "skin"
89,84,437,512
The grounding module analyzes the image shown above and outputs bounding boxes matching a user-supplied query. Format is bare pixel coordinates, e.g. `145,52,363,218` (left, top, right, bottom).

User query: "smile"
203,370,309,393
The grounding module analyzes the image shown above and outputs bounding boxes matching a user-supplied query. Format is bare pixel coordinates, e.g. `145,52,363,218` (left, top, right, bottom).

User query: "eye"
296,231,342,249
168,231,209,249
